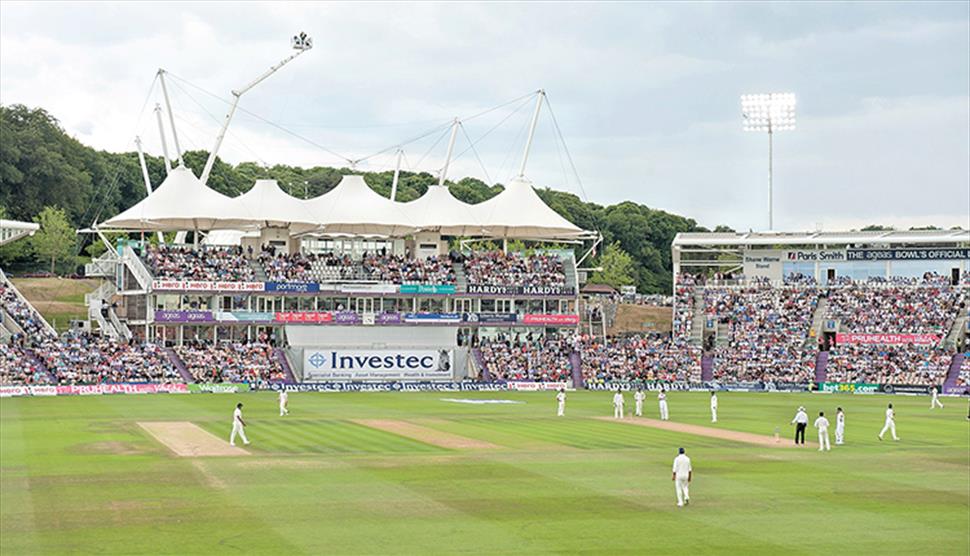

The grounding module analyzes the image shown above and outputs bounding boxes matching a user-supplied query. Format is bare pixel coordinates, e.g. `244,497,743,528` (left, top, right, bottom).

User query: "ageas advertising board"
304,348,454,381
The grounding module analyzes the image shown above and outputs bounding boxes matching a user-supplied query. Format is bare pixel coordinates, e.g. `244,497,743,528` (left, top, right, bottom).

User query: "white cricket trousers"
659,401,669,420
614,405,624,419
280,403,289,416
931,396,943,409
835,425,844,445
675,477,690,506
635,401,643,416
230,422,249,445
818,429,830,451
558,402,565,417
879,420,897,440
711,407,717,423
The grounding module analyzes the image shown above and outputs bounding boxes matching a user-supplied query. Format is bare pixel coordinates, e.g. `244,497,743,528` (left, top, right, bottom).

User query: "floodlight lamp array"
741,93,796,132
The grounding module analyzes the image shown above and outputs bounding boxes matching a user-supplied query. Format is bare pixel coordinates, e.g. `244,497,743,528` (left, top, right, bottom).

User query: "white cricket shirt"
672,454,692,479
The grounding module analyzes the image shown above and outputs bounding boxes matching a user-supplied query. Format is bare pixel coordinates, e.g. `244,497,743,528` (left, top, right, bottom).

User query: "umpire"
791,406,809,445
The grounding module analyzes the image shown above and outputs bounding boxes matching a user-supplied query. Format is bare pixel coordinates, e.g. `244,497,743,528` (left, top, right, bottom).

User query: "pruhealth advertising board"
303,348,454,381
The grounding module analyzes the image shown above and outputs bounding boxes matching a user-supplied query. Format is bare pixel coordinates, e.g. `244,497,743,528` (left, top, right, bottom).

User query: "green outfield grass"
1,391,968,555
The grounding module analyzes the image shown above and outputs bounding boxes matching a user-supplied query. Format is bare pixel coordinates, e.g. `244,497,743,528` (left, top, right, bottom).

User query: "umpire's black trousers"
795,423,807,444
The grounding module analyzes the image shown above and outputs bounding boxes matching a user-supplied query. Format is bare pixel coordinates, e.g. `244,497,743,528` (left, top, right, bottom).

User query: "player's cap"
678,447,685,454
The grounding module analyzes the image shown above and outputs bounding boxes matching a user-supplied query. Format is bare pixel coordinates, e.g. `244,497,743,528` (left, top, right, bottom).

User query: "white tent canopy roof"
99,166,254,231
98,170,590,240
306,175,416,237
471,176,585,239
402,185,486,236
229,179,318,232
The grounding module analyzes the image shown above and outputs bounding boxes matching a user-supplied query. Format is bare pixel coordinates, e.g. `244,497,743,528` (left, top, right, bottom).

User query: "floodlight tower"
741,92,796,230
200,32,314,185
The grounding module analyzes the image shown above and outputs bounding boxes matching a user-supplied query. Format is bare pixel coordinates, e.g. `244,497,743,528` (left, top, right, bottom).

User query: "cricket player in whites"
835,407,845,445
879,403,899,441
930,385,944,409
814,411,831,451
556,388,566,417
613,388,625,419
279,389,289,417
230,402,250,446
671,447,692,507
634,388,645,417
710,391,718,423
658,388,670,421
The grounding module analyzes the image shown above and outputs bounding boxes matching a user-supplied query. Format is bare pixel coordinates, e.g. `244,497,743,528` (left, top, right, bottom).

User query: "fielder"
671,447,692,507
814,411,831,451
878,403,899,441
835,407,845,445
930,386,944,409
556,388,566,417
634,388,645,417
613,389,625,419
658,388,669,421
230,402,250,446
710,391,718,423
279,390,289,417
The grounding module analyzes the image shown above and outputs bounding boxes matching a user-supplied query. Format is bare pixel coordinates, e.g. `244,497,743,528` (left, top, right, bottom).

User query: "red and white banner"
0,385,59,397
0,386,29,397
506,381,570,391
835,333,940,345
151,280,264,292
274,311,334,323
55,383,190,396
521,314,580,326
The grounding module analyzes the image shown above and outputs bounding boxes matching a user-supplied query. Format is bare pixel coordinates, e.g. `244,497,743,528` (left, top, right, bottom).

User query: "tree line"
7,103,939,293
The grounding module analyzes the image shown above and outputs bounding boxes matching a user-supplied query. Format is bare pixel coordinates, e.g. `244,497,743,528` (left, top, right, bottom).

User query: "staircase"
251,259,269,282
84,251,117,278
163,347,194,383
273,348,297,383
942,353,966,394
807,297,829,347
453,262,467,293
943,315,967,351
122,245,154,291
715,322,731,348
25,350,56,383
562,252,579,292
569,351,583,388
815,351,829,383
472,348,489,381
689,291,705,346
0,270,56,337
701,354,714,382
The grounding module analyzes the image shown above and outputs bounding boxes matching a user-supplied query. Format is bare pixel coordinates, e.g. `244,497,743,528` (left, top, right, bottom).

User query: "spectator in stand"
824,274,963,334
828,343,953,386
176,338,285,383
581,333,702,384
478,332,573,382
465,251,566,288
145,245,256,282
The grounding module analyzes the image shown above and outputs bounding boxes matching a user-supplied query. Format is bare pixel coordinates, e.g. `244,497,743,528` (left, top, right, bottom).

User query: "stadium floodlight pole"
200,32,313,186
157,70,184,167
741,92,796,231
517,89,545,178
134,136,166,243
390,148,403,201
438,119,460,187
153,104,173,174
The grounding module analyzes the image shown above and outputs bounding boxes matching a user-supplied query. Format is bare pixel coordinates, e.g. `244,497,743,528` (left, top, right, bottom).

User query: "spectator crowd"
465,252,566,287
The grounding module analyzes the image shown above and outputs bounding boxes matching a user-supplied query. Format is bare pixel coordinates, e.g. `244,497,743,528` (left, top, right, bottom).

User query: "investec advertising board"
304,349,454,381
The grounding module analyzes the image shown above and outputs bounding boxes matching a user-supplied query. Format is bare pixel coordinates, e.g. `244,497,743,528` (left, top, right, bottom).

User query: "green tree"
589,242,636,288
31,206,76,274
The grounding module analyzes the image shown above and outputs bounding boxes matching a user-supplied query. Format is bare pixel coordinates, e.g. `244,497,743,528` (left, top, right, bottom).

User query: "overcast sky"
2,1,968,232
